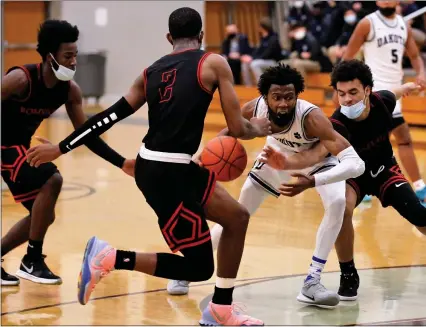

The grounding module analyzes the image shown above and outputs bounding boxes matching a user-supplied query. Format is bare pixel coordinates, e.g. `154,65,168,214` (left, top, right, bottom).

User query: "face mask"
340,92,367,119
344,14,357,25
49,54,75,81
227,33,237,39
293,29,306,40
268,107,294,127
294,1,304,9
379,7,396,17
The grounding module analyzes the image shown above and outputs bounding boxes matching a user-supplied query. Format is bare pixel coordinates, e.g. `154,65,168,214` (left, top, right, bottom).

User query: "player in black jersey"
1,20,134,286
27,8,270,325
260,60,426,301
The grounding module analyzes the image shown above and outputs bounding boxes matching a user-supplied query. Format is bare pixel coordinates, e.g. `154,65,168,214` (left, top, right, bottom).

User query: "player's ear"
199,31,204,44
166,33,173,46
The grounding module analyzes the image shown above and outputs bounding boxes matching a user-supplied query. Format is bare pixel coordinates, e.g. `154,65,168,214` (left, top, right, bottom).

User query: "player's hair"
169,7,202,40
257,63,305,96
37,20,79,61
330,59,374,89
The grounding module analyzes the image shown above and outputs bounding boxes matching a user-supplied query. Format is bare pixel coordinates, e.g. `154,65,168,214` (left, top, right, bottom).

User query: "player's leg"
335,182,362,301
391,114,425,203
296,180,345,308
167,175,269,295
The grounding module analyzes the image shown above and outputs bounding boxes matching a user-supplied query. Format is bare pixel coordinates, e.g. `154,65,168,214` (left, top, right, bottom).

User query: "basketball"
200,136,248,182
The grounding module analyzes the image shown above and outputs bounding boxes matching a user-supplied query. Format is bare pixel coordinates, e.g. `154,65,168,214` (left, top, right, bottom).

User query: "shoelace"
231,302,247,315
177,280,189,287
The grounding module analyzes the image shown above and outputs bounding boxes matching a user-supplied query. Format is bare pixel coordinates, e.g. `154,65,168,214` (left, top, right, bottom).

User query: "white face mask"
340,92,367,119
49,53,76,81
344,14,357,25
294,30,306,40
294,1,304,8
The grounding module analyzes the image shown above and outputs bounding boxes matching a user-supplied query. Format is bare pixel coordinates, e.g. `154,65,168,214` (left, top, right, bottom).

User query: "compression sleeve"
314,146,365,186
59,97,135,154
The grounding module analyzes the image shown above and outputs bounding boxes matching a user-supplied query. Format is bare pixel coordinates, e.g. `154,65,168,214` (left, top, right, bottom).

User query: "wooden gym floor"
2,107,426,326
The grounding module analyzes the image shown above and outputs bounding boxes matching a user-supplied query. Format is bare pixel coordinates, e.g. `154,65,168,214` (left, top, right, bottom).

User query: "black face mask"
379,7,396,17
227,33,237,40
268,107,294,127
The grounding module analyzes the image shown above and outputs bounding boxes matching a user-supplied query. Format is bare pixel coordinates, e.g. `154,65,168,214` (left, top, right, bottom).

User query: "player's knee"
50,212,56,225
403,203,426,227
47,173,63,194
328,194,346,215
193,257,215,281
233,205,250,231
343,206,354,221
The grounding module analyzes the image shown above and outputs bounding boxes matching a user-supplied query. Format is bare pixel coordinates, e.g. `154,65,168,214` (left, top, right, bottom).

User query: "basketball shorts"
373,82,405,129
347,157,409,207
1,144,59,211
134,154,216,253
248,151,339,197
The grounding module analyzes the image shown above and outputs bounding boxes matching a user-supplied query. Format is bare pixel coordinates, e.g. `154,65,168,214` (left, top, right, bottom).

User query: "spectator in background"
327,8,361,64
397,1,426,48
288,0,311,26
243,17,283,85
221,24,252,85
281,23,325,77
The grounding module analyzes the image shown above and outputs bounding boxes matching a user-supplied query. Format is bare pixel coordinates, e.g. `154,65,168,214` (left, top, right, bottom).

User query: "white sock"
305,257,326,282
413,179,425,192
210,177,269,251
216,277,236,288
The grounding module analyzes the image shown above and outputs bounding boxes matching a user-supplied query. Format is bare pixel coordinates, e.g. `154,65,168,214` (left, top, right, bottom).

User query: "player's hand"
121,159,136,177
279,173,315,197
258,146,287,170
415,75,426,90
250,117,272,137
401,82,422,97
192,153,203,167
27,136,62,168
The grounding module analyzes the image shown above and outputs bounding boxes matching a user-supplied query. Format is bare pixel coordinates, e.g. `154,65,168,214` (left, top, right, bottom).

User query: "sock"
413,179,425,192
305,256,326,282
27,239,43,259
114,250,136,270
212,277,235,305
339,259,357,273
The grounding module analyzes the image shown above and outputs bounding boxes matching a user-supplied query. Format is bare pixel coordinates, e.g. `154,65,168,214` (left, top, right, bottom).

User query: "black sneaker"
338,270,359,301
15,255,62,285
1,259,20,286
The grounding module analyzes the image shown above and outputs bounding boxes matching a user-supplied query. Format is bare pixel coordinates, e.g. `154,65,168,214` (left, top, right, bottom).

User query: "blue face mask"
340,92,367,119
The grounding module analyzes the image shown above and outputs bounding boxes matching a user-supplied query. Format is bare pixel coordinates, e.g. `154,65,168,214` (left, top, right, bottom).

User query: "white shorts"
248,155,339,197
373,82,402,119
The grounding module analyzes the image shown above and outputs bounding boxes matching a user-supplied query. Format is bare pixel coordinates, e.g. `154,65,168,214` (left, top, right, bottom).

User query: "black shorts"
134,155,216,253
347,157,408,207
1,145,59,211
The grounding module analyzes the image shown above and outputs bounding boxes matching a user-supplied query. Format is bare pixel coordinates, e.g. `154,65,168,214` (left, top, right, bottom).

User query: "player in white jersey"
168,64,365,308
342,0,426,203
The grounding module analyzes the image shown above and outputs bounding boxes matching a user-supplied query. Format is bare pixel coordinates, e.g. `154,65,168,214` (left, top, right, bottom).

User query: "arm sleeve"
59,97,135,154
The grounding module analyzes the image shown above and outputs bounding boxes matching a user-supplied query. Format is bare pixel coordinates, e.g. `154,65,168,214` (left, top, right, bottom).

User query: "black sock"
27,239,43,259
339,259,357,274
114,250,136,270
212,286,234,305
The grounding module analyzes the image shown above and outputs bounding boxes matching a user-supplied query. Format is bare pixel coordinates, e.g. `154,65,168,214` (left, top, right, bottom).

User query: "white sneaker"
167,280,190,295
297,278,340,309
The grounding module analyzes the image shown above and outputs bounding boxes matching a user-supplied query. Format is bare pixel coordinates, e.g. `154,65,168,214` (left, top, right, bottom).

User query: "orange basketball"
200,136,248,182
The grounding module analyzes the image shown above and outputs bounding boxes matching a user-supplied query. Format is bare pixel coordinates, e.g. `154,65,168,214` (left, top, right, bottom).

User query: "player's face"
336,79,370,107
265,84,297,127
52,43,78,70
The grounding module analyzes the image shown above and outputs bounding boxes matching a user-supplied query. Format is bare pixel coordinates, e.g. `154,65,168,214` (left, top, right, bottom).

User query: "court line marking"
2,264,425,317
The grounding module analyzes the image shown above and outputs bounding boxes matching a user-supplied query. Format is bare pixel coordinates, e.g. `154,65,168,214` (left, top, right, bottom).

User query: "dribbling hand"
279,173,315,197
26,136,62,168
250,117,272,137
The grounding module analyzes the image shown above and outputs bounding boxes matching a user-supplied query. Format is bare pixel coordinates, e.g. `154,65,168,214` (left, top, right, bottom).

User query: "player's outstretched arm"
210,54,271,139
26,74,146,167
304,109,365,186
391,82,423,100
342,18,370,61
64,81,135,176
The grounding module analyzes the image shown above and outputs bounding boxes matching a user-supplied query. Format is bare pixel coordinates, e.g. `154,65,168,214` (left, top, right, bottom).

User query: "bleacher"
206,73,426,130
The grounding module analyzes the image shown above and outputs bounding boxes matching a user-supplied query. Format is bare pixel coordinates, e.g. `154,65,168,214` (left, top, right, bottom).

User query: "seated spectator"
327,9,361,64
221,24,252,85
281,23,328,77
288,0,311,26
242,17,283,85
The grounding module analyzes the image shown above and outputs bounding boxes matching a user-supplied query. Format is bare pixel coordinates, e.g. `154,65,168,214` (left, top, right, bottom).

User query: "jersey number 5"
391,49,398,64
159,69,177,103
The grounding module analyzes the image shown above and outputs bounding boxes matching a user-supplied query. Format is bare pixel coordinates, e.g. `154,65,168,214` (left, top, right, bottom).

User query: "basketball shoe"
338,270,359,301
1,259,19,286
297,278,340,308
199,301,264,326
167,280,190,295
16,254,61,284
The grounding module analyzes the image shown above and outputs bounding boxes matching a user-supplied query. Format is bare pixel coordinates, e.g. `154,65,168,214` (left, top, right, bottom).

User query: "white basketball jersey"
253,97,319,154
363,11,408,84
